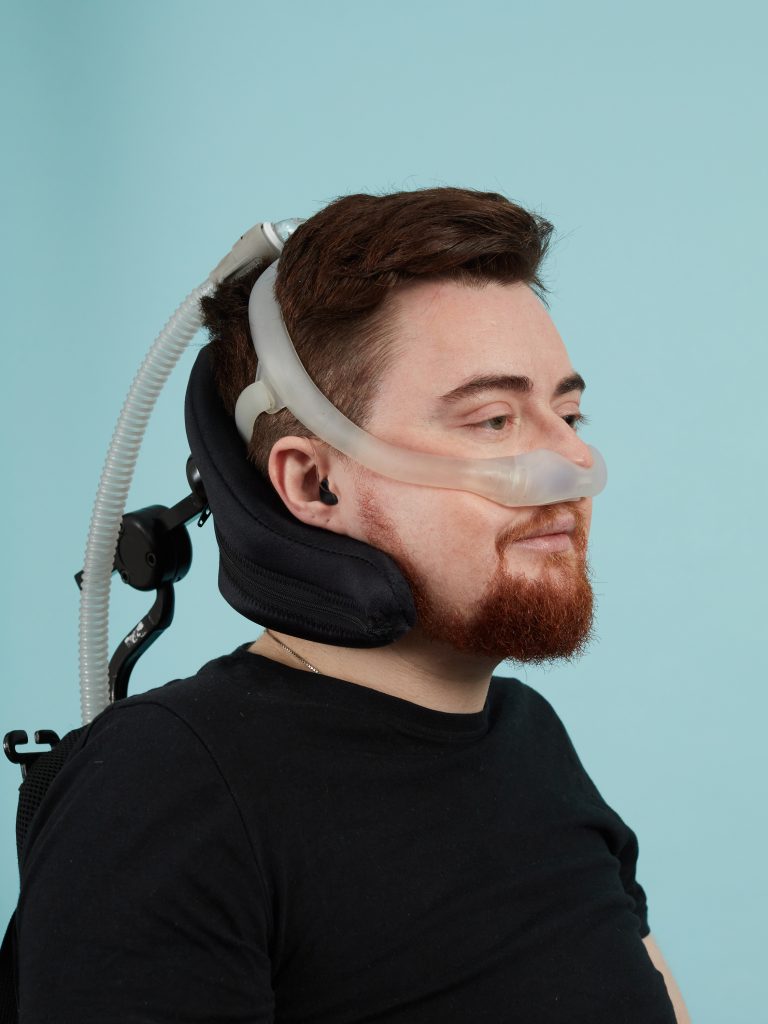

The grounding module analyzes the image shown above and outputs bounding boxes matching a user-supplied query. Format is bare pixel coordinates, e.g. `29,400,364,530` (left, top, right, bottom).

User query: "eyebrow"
434,371,586,408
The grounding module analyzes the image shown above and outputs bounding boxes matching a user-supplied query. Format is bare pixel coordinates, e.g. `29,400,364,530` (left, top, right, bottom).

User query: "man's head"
203,188,595,668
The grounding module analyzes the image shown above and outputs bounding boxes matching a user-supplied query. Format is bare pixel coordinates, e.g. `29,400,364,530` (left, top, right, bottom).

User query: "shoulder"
101,644,270,744
489,673,567,730
42,647,266,819
490,674,600,786
71,646,293,797
17,671,275,1020
43,697,233,829
21,690,264,901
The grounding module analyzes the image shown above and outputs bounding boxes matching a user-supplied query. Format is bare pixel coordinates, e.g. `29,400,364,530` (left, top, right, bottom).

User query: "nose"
543,415,593,469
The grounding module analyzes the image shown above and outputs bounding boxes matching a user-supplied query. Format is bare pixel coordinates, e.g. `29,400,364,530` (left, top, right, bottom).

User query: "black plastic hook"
3,729,61,780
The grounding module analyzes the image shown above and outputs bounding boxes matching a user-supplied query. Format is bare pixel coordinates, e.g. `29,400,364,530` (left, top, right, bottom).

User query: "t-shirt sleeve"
575,759,651,938
615,831,651,939
533,689,652,940
16,700,275,1023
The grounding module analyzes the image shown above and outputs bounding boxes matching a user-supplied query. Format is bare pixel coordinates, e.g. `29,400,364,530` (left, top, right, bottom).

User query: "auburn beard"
357,493,595,666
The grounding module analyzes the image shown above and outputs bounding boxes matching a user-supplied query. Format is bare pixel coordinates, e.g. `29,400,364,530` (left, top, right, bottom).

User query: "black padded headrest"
184,344,416,647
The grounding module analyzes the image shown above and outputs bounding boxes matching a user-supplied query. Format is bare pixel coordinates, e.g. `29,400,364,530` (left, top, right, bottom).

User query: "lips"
516,514,576,542
505,512,577,552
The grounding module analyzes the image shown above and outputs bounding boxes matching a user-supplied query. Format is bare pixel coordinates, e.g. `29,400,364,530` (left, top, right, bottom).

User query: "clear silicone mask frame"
234,256,607,508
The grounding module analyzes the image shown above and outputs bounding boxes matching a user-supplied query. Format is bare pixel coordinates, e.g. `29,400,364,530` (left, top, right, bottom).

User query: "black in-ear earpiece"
319,478,339,505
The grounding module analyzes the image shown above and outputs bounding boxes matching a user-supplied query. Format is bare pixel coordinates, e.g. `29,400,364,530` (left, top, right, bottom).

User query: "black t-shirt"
16,644,676,1023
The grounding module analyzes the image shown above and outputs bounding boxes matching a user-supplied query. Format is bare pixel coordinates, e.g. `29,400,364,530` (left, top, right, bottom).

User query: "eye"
483,415,507,432
471,415,511,432
469,412,590,433
563,413,589,431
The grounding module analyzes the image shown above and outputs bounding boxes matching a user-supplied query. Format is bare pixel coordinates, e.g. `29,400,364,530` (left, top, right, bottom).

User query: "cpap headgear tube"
235,256,607,508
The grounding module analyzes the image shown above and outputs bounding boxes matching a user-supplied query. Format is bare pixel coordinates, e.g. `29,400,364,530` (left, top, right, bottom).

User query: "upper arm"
17,701,275,1022
642,932,692,1024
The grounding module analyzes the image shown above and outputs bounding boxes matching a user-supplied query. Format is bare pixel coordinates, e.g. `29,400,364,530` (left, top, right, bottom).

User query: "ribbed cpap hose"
76,220,293,724
78,279,216,725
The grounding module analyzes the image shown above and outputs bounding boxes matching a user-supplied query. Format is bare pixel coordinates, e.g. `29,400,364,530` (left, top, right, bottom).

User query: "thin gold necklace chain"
264,629,320,673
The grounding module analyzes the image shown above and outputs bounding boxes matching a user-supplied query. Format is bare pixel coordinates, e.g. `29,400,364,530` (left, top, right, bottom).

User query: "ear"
267,436,347,530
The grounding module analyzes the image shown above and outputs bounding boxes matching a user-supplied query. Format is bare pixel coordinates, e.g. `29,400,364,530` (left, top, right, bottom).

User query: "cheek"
402,492,513,575
356,479,502,568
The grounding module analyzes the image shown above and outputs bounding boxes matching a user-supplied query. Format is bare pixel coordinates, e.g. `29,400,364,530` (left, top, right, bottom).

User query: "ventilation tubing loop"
78,279,215,724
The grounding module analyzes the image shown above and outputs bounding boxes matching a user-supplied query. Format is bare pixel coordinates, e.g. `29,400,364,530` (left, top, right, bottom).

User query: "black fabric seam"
220,555,387,637
217,528,378,630
217,523,366,615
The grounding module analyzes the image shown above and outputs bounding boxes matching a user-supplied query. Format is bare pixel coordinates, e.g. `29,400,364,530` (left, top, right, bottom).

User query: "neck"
248,628,497,714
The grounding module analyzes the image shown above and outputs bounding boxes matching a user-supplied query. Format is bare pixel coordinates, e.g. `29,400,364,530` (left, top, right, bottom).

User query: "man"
17,187,690,1021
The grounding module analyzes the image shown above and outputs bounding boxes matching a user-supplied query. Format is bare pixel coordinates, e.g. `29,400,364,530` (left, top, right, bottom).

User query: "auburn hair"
200,187,555,483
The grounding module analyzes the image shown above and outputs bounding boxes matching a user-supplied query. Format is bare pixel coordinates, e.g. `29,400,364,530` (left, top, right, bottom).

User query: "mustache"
496,501,588,555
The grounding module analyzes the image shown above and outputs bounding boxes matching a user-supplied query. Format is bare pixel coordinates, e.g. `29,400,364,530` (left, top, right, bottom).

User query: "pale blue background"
2,1,765,1019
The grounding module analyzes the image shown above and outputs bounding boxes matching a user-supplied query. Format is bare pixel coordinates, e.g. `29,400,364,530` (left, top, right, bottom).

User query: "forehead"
380,279,573,407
